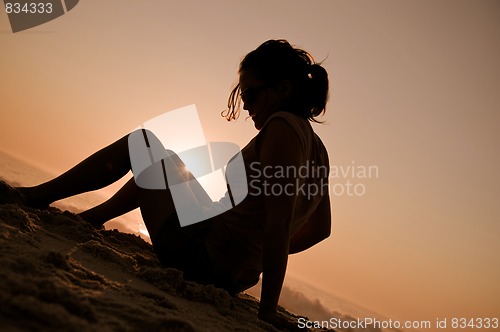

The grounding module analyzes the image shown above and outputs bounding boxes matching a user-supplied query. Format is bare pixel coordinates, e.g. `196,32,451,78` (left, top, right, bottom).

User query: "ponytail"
305,63,329,121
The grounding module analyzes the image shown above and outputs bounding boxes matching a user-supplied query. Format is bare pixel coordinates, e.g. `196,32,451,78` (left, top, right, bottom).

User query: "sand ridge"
0,182,329,331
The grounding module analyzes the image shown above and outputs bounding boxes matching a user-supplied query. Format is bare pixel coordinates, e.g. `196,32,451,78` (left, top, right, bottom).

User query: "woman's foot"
0,181,26,205
77,210,105,230
15,185,51,209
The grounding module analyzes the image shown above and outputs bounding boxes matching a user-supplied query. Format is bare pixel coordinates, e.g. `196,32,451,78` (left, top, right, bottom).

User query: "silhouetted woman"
19,39,331,328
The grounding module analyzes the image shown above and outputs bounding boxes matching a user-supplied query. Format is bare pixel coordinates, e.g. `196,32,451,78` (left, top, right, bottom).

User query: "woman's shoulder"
263,111,308,126
260,111,311,136
257,111,312,151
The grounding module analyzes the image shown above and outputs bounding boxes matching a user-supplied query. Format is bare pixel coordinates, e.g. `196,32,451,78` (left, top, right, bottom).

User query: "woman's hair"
223,39,329,122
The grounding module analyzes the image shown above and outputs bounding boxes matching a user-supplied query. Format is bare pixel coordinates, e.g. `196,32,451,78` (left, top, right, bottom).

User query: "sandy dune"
0,182,331,331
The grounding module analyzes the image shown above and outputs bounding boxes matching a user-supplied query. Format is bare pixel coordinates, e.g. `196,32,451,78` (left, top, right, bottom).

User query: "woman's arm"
257,118,303,321
289,193,331,254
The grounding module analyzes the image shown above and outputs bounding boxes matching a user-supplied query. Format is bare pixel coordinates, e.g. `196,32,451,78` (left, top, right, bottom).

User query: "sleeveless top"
204,111,330,293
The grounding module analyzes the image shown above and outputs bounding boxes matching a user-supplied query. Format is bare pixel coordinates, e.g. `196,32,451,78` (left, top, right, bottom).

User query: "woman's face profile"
239,69,285,130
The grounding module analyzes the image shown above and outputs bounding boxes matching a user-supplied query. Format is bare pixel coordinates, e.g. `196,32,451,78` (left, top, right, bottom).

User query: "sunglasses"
240,84,271,104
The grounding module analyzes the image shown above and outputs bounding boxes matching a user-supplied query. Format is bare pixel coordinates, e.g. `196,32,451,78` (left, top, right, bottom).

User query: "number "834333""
5,2,53,14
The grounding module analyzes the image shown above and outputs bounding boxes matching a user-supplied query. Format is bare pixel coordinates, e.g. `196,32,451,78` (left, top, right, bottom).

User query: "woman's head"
224,39,329,128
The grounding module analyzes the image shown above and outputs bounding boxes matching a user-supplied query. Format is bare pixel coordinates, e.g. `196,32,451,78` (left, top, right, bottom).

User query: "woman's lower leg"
20,133,132,207
78,177,140,228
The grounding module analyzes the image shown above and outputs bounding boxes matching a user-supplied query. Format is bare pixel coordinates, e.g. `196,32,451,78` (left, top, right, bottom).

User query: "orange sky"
1,0,499,326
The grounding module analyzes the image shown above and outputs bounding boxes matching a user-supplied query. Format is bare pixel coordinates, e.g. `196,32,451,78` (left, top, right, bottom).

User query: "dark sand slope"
0,182,330,332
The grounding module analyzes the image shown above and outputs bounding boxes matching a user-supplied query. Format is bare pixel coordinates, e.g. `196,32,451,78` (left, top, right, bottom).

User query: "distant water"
0,150,56,187
0,150,402,332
